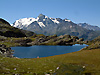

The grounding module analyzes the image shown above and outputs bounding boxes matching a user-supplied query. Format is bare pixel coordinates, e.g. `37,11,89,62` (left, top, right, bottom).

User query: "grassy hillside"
82,36,100,50
0,49,100,75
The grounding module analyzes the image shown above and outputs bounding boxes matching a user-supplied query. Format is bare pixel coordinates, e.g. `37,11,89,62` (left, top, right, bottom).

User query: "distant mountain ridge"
78,23,100,31
11,14,100,40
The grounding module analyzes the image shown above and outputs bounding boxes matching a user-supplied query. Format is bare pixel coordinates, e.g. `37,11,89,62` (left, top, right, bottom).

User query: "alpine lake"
11,44,87,58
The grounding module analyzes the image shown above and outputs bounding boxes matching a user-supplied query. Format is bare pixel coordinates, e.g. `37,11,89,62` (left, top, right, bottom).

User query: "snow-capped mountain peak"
11,14,72,29
11,14,59,29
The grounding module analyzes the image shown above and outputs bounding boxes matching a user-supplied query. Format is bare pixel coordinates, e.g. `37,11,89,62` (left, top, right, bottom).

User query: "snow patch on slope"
65,19,71,22
50,18,59,24
45,16,48,18
38,22,45,27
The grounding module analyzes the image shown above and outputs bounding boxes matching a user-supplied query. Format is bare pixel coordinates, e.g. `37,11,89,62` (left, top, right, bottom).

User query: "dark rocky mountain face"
0,18,34,37
56,21,100,40
0,18,11,26
11,14,100,40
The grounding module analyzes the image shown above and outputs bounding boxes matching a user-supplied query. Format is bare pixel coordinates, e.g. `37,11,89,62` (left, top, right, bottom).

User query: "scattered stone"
56,67,59,70
28,68,30,69
49,70,52,71
6,68,10,70
14,68,16,70
82,66,85,68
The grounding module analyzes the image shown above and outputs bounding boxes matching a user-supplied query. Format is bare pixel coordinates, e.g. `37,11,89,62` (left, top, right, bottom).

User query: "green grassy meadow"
0,49,100,75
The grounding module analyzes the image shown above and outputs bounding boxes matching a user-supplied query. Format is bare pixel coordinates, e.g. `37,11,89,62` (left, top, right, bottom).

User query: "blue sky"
0,0,100,26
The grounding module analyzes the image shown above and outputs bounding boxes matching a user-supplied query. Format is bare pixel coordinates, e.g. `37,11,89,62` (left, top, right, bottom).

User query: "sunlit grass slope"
0,49,100,75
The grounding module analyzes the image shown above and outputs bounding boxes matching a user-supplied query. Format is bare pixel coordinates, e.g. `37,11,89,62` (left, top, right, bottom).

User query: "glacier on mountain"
11,17,39,29
11,14,72,29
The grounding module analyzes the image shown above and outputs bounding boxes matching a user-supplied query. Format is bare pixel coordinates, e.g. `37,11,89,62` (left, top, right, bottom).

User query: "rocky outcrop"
14,39,32,46
81,36,100,50
0,44,13,57
29,34,84,46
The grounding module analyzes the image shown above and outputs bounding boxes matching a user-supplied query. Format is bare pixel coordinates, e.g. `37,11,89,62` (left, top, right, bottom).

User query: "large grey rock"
0,44,13,57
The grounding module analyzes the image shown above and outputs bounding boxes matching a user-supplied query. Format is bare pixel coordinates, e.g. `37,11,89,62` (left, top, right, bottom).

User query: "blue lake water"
11,44,87,58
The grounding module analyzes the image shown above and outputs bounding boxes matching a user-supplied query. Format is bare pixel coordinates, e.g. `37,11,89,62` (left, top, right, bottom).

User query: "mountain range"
78,23,100,31
11,14,100,40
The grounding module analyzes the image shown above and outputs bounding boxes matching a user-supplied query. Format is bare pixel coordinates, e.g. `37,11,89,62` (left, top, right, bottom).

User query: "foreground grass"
0,49,100,75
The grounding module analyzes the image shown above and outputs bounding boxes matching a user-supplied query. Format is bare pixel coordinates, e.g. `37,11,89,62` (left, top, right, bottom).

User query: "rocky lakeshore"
0,34,86,57
15,34,86,46
0,44,13,57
